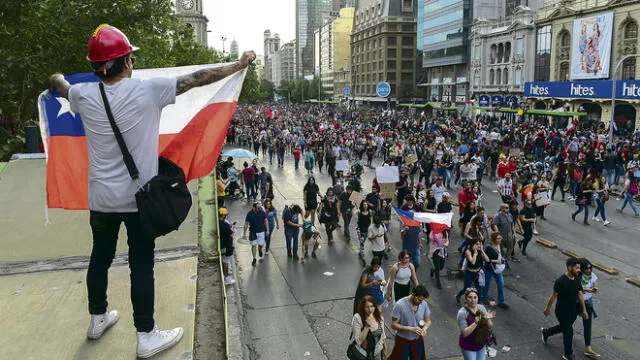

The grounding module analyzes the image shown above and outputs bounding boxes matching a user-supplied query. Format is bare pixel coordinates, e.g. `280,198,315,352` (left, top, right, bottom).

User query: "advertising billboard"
571,12,613,80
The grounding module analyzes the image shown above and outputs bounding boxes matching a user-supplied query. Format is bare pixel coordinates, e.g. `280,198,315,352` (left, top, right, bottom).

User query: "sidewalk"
0,158,200,360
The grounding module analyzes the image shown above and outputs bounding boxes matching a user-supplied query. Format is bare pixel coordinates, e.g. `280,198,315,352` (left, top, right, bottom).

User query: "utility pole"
610,53,640,142
221,36,227,58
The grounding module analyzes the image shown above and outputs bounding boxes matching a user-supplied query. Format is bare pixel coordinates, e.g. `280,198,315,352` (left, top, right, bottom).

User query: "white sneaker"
136,325,184,359
87,309,119,339
533,229,539,235
593,217,601,222
603,220,611,226
224,276,236,285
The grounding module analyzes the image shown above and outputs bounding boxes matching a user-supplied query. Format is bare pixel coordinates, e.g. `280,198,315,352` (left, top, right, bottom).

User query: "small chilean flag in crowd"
38,64,246,210
393,206,453,234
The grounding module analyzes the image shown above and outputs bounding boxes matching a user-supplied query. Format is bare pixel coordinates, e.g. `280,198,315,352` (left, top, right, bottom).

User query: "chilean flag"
393,206,453,234
38,64,246,210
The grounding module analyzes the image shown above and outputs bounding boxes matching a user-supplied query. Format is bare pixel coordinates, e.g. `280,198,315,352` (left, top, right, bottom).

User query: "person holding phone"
580,259,600,358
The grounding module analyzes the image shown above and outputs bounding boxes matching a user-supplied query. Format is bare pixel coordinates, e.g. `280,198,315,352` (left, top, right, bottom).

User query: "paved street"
222,153,640,360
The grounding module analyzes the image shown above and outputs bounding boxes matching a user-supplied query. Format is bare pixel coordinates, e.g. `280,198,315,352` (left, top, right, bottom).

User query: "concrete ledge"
592,262,619,275
625,277,640,288
561,249,584,259
536,238,558,249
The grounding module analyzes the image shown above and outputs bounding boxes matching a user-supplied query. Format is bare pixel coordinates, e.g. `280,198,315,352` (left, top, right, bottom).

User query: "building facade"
351,0,416,101
296,0,333,78
315,7,355,98
230,40,239,60
263,30,281,82
175,0,209,46
469,7,537,102
528,0,640,133
273,40,297,87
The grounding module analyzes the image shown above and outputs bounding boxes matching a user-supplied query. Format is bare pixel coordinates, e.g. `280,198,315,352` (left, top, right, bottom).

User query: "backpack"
303,220,314,233
629,182,639,196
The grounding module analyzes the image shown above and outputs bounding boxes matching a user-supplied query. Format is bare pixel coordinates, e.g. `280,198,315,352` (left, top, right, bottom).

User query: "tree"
239,64,264,103
259,79,276,101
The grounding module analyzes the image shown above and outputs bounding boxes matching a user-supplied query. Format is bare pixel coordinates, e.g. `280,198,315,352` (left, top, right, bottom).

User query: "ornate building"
175,0,209,47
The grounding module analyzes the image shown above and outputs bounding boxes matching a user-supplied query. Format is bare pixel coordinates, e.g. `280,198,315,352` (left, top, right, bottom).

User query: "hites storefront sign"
524,80,640,100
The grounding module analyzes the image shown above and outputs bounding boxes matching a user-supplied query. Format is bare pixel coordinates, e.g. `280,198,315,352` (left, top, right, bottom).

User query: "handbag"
99,83,192,240
347,341,368,360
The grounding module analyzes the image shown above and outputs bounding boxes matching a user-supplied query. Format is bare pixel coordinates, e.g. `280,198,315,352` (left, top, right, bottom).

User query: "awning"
526,109,587,117
471,106,519,113
398,103,462,111
304,99,339,104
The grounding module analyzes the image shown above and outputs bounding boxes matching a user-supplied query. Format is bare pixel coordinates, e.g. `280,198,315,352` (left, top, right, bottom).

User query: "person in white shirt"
580,259,600,358
497,173,514,203
49,24,255,359
432,176,446,205
368,216,388,261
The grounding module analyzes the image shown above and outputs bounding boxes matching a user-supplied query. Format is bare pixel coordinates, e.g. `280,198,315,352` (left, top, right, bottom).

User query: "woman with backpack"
317,187,340,242
572,177,594,225
617,171,639,216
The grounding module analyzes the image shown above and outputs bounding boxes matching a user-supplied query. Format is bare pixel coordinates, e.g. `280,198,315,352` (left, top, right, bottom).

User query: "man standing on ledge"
49,24,255,358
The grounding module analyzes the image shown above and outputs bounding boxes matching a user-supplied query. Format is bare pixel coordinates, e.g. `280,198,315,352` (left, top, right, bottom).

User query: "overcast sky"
203,0,296,55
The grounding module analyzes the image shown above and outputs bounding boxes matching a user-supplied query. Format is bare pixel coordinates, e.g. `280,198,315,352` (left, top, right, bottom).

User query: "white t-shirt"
582,273,598,301
368,224,387,252
69,77,176,212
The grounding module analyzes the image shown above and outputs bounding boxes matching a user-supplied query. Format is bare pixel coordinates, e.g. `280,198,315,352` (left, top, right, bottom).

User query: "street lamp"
609,53,640,142
221,36,227,57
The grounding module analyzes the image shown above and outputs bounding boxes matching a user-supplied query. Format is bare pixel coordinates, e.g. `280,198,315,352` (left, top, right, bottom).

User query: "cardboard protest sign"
336,160,349,171
406,153,418,165
349,191,364,205
379,182,396,201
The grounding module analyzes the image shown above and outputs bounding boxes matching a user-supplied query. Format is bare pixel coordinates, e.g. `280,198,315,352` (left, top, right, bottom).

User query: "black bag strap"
98,82,139,180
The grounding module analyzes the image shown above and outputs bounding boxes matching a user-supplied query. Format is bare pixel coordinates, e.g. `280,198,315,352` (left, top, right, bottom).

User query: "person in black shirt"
303,177,321,224
518,200,536,256
338,185,355,241
541,258,589,360
219,208,236,285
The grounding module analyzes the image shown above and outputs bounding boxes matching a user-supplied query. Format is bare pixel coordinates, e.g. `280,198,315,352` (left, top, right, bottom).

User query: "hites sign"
524,80,640,100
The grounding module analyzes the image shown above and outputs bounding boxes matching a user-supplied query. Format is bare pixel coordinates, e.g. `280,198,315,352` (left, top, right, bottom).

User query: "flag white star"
56,97,75,118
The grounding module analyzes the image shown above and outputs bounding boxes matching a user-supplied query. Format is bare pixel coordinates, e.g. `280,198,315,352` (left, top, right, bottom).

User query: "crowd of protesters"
216,102,631,359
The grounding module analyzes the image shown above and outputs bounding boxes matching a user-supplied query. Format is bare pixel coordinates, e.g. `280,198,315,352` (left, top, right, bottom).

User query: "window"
474,45,481,60
496,69,502,84
489,69,495,85
402,37,413,46
402,24,413,32
379,38,383,47
503,68,509,84
387,72,396,81
622,58,636,80
497,43,504,63
625,22,638,39
490,44,497,64
504,42,511,62
423,28,463,44
387,60,396,69
516,38,524,56
402,49,413,58
402,72,413,82
388,48,396,58
515,68,522,85
402,60,413,69
473,70,480,87
402,0,412,12
535,25,552,82
559,62,570,81
367,74,371,82
560,32,571,47
388,37,397,46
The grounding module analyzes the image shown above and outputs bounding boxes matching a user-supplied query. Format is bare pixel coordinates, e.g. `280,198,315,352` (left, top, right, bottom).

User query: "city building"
505,0,542,19
351,0,417,102
254,55,265,80
263,30,281,82
272,40,297,86
296,0,333,78
526,0,640,133
230,40,239,60
174,0,209,46
469,6,538,105
419,0,504,104
314,7,355,98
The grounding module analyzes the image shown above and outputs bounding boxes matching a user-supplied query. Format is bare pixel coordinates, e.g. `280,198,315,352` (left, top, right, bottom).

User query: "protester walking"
541,258,589,360
455,240,490,306
386,250,419,304
318,187,339,242
481,233,508,309
387,285,431,360
263,199,279,255
518,200,536,256
282,204,303,259
593,175,610,225
303,176,322,224
457,287,496,360
218,208,236,286
428,226,449,289
616,171,639,216
572,177,594,225
353,257,385,314
49,24,255,358
242,201,270,267
354,200,373,263
579,259,601,358
349,296,387,360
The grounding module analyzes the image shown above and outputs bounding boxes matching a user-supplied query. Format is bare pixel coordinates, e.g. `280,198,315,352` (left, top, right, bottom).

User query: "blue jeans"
438,168,452,187
245,180,256,199
573,204,589,222
294,158,300,169
619,191,639,214
284,227,299,256
603,169,615,187
411,248,421,270
456,270,482,298
462,348,487,360
569,178,578,197
482,271,505,304
594,199,607,221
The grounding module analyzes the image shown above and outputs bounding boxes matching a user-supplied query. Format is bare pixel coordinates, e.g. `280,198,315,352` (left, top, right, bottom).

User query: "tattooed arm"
176,50,256,96
48,73,71,100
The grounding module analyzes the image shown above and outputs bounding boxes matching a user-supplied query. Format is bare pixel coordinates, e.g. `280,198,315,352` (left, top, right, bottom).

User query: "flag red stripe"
46,136,89,209
160,101,237,182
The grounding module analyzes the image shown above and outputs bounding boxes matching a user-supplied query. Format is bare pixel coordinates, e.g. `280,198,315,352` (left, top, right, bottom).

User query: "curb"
626,277,640,288
560,249,584,259
592,263,619,275
536,238,558,249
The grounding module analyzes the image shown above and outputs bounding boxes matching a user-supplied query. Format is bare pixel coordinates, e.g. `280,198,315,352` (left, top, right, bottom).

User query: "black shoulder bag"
99,83,192,240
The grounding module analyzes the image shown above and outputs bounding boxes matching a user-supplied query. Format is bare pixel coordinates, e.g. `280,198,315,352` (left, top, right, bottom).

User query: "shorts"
503,233,515,249
250,232,266,246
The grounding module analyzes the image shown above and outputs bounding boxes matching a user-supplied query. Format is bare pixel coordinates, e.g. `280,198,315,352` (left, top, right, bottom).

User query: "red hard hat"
87,24,139,62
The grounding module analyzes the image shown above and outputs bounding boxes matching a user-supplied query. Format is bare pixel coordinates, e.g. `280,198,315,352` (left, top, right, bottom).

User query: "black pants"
431,251,445,287
545,306,578,357
342,212,352,240
88,211,155,332
522,224,533,252
552,178,566,200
